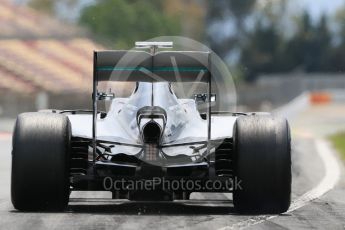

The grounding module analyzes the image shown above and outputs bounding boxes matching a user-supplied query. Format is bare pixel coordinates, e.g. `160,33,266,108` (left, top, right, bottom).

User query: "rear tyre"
11,112,71,211
233,114,291,214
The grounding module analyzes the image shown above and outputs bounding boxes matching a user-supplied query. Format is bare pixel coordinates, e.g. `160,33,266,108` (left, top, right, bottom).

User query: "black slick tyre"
11,112,71,211
233,114,291,214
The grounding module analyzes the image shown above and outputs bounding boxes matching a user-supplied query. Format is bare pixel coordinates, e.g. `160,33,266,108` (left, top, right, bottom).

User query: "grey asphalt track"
0,104,345,230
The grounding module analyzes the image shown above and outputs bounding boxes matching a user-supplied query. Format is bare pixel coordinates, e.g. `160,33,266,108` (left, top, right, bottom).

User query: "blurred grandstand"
3,0,344,117
0,0,103,117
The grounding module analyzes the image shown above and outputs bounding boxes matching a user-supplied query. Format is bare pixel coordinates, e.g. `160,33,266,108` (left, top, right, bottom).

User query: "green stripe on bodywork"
97,67,149,71
153,67,208,72
97,67,208,72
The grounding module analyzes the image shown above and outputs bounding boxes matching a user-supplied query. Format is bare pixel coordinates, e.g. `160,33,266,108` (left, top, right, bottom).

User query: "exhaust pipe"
136,106,167,144
136,106,167,163
142,121,162,143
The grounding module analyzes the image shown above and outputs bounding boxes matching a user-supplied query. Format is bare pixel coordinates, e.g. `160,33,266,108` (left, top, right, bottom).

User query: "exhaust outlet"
142,121,162,143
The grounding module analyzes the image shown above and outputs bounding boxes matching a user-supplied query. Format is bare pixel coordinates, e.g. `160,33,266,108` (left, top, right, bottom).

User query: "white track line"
218,138,341,230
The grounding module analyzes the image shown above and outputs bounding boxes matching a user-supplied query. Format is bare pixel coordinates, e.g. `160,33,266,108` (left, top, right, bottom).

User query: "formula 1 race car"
11,42,291,214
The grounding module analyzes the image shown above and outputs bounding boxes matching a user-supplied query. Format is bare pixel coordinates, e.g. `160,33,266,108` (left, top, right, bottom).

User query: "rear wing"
91,45,213,164
93,50,210,82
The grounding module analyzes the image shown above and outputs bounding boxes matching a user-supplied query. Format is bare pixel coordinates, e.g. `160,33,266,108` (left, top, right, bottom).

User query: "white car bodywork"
67,82,237,157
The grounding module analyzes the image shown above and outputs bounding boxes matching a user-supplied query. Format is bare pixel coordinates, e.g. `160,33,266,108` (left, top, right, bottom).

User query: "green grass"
329,132,345,161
